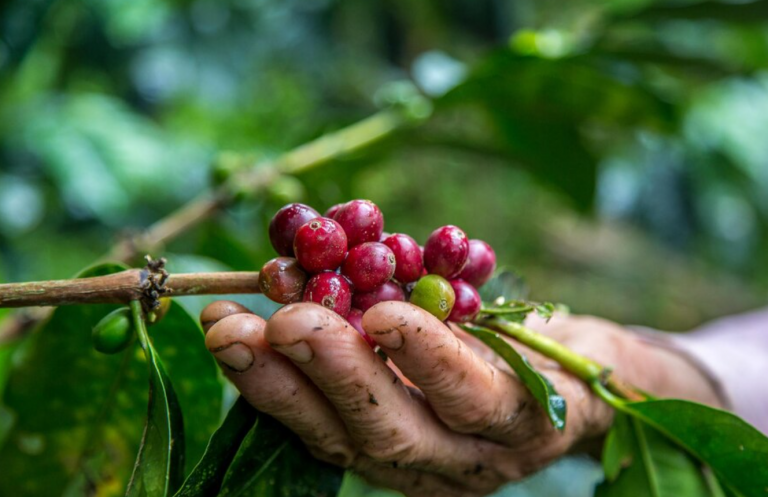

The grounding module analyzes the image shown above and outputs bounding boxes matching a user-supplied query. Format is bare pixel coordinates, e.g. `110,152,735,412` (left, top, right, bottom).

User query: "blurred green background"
2,0,767,330
2,0,768,496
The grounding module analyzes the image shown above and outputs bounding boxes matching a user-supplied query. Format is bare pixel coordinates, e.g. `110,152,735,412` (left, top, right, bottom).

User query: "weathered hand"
203,301,721,497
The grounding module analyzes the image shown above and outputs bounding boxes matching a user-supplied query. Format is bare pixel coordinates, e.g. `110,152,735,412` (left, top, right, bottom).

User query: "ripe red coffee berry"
303,272,352,317
293,217,348,273
383,233,423,283
347,308,376,349
334,199,384,247
424,225,469,279
341,242,396,292
448,279,482,323
258,257,308,304
457,239,497,288
352,281,405,312
269,203,320,257
324,203,345,219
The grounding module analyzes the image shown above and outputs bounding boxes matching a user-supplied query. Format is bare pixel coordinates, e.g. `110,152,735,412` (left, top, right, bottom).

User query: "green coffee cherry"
92,308,135,354
147,297,172,326
409,274,456,321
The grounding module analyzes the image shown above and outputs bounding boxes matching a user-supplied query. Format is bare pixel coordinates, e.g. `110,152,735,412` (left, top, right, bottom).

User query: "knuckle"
443,401,502,433
360,436,419,464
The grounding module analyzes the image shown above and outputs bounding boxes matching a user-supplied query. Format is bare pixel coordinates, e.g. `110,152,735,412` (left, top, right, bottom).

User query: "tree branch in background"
0,108,412,343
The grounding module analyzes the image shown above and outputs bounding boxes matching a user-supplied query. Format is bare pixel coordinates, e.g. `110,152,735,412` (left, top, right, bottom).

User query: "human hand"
203,301,722,497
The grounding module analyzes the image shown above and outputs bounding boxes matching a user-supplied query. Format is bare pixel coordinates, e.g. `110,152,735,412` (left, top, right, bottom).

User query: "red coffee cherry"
448,279,482,323
303,272,352,317
341,242,396,292
347,308,376,349
258,257,308,304
324,203,345,219
269,203,320,257
333,199,384,247
352,281,405,312
423,225,469,279
383,233,423,283
457,239,497,288
293,217,348,273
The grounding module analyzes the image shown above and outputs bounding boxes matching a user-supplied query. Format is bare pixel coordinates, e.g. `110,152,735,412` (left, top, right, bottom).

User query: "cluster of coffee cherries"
258,200,496,346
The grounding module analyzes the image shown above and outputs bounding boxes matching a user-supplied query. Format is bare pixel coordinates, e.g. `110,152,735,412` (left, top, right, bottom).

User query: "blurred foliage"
1,0,767,330
1,0,768,494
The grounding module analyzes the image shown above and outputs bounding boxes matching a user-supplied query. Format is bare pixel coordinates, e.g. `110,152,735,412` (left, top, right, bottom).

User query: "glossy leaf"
461,325,566,430
149,301,223,474
125,300,185,497
620,400,768,497
0,263,151,497
219,412,344,497
174,397,257,497
596,414,710,497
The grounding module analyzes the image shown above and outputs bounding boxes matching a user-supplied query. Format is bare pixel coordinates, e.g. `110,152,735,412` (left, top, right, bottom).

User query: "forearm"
635,308,768,433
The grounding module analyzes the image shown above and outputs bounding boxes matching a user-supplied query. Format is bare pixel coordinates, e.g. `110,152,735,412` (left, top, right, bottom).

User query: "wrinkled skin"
203,301,722,497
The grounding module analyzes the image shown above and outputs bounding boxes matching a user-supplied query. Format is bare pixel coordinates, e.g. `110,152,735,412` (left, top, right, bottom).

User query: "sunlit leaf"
619,400,768,497
461,324,566,430
596,414,711,496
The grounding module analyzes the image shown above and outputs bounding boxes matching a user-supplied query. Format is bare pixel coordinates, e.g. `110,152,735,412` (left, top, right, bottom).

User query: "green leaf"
596,415,711,497
619,400,768,497
601,412,634,482
126,300,185,497
218,412,344,497
149,302,223,474
460,325,566,431
478,268,528,303
0,262,153,497
174,397,257,497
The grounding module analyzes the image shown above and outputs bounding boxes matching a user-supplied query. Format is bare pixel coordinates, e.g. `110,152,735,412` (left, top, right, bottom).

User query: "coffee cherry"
269,203,320,257
334,199,384,247
303,272,352,317
324,203,345,219
341,242,396,292
457,239,497,288
352,281,405,312
409,274,455,321
147,297,172,326
92,308,134,354
383,233,423,283
200,300,253,333
293,217,348,273
448,280,482,322
423,225,469,279
258,257,308,304
347,308,376,349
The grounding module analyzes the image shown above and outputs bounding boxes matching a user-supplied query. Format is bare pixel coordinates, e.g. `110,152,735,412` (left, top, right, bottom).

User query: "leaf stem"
483,317,646,402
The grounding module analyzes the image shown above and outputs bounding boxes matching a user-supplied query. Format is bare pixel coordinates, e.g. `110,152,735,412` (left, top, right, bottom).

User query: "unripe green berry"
92,308,135,354
409,274,455,321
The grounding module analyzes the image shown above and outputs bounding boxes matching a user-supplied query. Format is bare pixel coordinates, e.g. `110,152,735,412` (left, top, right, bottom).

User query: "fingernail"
211,342,254,372
371,327,404,350
272,341,314,363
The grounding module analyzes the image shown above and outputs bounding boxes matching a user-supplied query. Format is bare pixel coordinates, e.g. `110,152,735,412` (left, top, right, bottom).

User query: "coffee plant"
3,1,768,493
